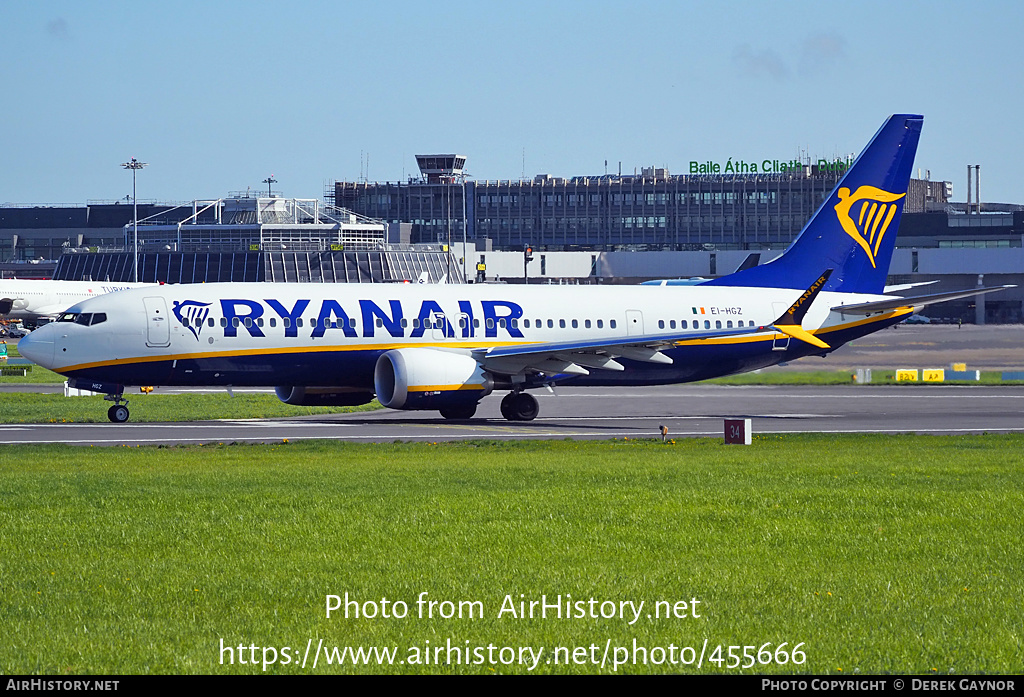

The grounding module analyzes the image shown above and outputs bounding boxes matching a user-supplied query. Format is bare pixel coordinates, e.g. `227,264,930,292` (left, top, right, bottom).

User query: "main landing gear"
500,391,539,421
104,393,130,423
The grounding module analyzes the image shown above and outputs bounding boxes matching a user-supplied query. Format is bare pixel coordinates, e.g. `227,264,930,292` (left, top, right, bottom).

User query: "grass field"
0,393,381,423
1,435,1021,674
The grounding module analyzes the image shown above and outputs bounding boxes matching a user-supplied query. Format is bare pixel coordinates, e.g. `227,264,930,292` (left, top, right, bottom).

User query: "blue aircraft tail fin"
705,114,923,294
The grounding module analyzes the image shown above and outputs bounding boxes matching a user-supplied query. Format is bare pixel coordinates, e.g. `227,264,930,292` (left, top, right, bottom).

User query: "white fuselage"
19,281,903,389
0,279,154,323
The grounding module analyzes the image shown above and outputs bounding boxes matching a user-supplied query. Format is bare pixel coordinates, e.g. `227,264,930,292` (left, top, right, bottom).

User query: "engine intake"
374,348,492,410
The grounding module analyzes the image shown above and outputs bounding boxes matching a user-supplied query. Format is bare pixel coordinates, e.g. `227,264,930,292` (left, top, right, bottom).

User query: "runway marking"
2,426,1024,446
536,392,1024,400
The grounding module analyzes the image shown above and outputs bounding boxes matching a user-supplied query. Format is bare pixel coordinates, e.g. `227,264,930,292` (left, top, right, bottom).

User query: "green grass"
705,370,857,385
0,393,380,423
1,435,1021,674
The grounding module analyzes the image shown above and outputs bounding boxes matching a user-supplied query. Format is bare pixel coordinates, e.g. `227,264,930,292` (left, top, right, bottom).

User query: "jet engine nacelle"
374,348,493,410
275,386,375,407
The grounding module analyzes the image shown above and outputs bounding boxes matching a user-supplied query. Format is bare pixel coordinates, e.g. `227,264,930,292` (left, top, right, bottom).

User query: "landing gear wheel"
500,393,515,420
107,404,130,423
440,404,477,420
501,392,539,421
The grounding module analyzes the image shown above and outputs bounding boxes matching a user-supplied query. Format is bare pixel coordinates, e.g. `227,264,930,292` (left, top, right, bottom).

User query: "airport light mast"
263,175,277,197
121,157,147,283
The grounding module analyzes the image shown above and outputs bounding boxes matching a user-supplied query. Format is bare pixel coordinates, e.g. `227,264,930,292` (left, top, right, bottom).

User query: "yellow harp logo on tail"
834,186,906,268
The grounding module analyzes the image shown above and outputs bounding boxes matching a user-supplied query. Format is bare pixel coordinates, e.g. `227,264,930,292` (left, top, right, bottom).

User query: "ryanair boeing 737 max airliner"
18,115,1012,422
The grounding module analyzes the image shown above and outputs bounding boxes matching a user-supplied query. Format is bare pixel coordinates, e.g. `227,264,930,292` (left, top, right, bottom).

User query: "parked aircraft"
641,253,761,286
18,114,1012,422
0,279,155,327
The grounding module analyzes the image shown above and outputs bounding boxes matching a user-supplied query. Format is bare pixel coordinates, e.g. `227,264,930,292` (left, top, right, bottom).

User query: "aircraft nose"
17,327,55,369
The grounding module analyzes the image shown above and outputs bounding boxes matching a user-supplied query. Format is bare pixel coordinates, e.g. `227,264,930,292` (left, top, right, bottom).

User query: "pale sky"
2,0,1022,205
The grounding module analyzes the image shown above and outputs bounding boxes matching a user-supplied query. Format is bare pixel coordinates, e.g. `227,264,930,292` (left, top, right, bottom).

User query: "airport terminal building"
331,154,952,251
0,195,457,284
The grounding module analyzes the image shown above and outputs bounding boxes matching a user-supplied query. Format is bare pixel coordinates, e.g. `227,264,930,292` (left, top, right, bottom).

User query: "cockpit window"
58,312,106,326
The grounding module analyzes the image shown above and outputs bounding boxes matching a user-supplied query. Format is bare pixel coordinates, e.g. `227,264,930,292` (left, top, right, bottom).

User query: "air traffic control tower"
415,155,468,184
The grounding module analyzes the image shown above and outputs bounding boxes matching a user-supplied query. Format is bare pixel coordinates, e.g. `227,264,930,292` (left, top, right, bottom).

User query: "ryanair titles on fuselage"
172,297,529,341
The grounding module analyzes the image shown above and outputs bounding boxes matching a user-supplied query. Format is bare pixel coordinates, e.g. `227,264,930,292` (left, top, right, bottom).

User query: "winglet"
771,269,833,349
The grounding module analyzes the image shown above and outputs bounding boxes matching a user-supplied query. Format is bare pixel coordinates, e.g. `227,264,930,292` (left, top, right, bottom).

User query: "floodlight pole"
263,175,277,197
121,157,147,283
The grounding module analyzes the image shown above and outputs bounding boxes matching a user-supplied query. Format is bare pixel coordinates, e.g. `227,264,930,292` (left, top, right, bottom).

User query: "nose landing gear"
104,392,130,423
107,403,130,423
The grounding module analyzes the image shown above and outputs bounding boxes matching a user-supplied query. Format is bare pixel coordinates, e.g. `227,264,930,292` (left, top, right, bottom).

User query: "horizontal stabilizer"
774,323,831,349
831,285,1015,315
767,269,833,349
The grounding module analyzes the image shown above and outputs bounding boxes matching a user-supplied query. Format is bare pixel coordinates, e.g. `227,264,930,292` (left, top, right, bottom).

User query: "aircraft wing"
475,269,836,377
831,285,1015,315
473,323,766,376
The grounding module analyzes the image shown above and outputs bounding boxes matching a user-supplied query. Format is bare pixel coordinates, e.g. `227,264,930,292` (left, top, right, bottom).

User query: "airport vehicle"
0,279,155,327
18,114,1011,423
